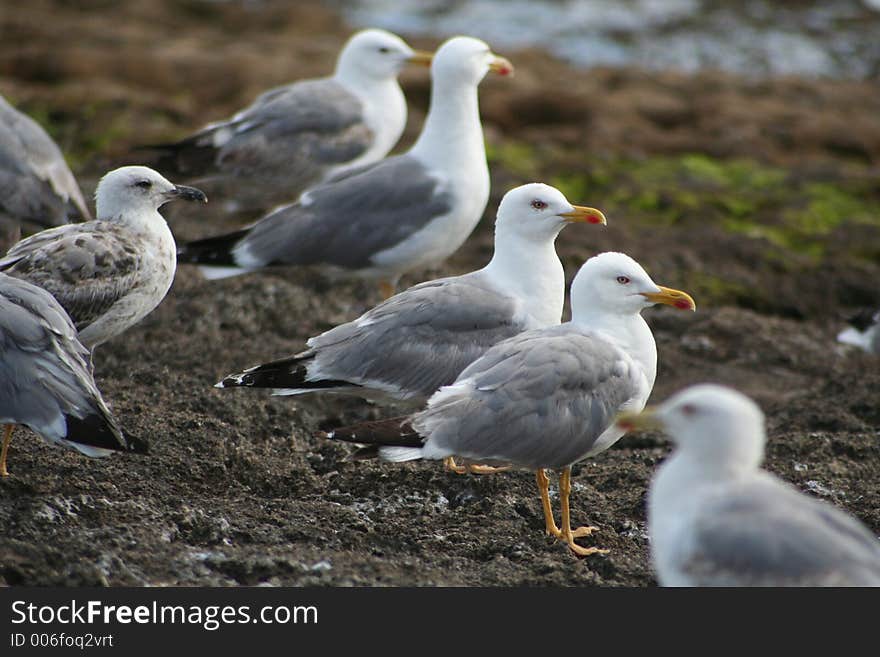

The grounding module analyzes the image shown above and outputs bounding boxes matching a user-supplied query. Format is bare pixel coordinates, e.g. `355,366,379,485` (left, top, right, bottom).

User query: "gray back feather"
307,273,523,398
0,94,89,226
0,273,122,444
238,154,454,269
0,221,144,331
414,325,641,470
679,476,880,586
197,79,373,207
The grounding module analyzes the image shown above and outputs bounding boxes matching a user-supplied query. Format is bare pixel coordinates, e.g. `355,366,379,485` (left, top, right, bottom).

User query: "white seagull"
618,384,880,586
0,273,147,477
149,29,432,214
178,35,513,297
0,93,91,252
215,183,605,404
0,166,207,349
327,252,696,555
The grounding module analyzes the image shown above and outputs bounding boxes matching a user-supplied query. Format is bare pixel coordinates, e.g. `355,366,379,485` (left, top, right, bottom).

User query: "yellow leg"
379,280,395,300
536,469,561,537
444,456,467,474
0,424,14,478
558,466,607,556
445,456,509,475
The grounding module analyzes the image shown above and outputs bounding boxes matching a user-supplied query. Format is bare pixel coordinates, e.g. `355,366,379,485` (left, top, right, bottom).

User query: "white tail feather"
198,265,248,280
379,446,424,462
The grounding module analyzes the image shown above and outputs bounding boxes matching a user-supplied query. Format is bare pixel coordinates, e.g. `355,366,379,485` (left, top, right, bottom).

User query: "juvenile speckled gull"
837,307,879,354
0,273,147,477
0,166,207,350
215,183,606,404
177,36,514,297
617,384,880,586
326,252,696,555
149,29,431,215
0,93,91,251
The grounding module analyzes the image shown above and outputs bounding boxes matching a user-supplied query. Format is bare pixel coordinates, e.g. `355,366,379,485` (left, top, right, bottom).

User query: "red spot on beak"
588,214,602,224
675,300,693,310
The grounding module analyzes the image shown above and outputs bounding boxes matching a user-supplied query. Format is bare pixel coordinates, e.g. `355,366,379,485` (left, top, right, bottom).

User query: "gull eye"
616,276,631,284
135,180,152,189
680,404,697,416
378,47,390,54
531,199,547,210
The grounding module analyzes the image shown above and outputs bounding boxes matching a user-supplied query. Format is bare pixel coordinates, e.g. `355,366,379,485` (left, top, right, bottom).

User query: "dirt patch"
0,0,878,586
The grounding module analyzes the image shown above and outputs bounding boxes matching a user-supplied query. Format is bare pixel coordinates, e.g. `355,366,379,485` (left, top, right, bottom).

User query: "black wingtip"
322,417,421,447
215,355,360,392
64,412,144,455
177,228,249,266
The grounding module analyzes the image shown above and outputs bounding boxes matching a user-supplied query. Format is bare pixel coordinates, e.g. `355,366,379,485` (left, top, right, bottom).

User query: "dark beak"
168,185,207,203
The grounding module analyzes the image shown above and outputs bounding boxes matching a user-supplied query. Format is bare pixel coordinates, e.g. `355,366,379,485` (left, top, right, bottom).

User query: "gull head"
95,166,207,219
336,29,431,80
570,252,696,319
431,36,513,87
495,183,605,241
617,384,766,473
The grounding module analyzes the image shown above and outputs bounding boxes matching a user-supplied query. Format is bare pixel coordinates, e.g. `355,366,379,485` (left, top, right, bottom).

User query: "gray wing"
0,222,144,331
413,325,642,470
0,273,125,449
306,273,523,399
679,476,880,586
0,95,90,225
198,79,372,185
235,154,454,270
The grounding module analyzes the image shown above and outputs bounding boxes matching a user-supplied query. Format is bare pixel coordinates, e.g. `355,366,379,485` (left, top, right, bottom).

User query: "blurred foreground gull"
0,273,147,477
837,307,879,354
0,166,206,350
0,93,91,252
178,36,513,297
617,384,880,586
149,29,432,214
327,252,696,555
216,183,606,404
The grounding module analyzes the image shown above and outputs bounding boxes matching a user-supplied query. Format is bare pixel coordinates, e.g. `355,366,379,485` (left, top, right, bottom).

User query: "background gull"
0,273,147,477
0,166,206,350
837,307,879,354
147,29,432,215
327,252,696,555
0,93,91,253
215,183,605,404
618,384,880,586
177,36,514,298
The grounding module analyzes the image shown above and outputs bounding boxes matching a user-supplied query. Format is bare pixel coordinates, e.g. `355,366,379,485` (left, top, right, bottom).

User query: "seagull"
215,183,606,406
0,166,206,350
0,273,147,477
147,29,432,215
177,35,514,298
837,307,879,354
0,93,91,253
326,252,696,555
617,384,880,586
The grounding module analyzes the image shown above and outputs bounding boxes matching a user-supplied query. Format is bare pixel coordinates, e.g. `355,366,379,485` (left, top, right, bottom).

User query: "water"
326,0,880,79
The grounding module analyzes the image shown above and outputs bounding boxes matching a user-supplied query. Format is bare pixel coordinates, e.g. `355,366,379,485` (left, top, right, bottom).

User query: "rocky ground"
0,0,878,586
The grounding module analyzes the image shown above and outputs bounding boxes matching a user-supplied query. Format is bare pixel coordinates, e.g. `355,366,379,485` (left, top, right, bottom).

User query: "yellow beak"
488,55,515,77
615,406,662,432
641,286,696,311
559,206,607,226
408,50,434,67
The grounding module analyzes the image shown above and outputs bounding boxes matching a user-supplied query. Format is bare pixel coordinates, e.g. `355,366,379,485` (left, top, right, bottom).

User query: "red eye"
616,276,631,284
680,404,697,416
531,199,547,210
